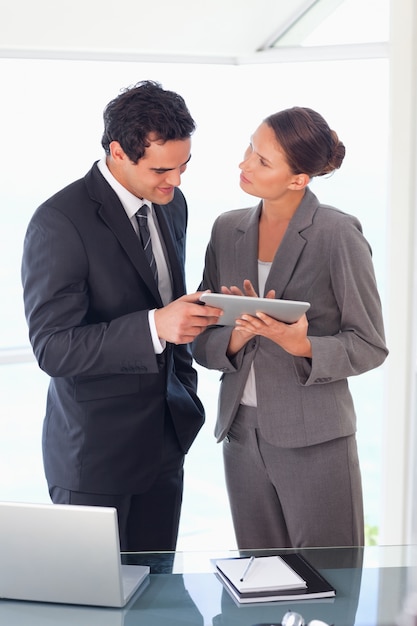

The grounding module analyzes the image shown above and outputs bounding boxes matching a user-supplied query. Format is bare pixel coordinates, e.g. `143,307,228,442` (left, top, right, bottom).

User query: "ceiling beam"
0,42,388,65
257,0,345,49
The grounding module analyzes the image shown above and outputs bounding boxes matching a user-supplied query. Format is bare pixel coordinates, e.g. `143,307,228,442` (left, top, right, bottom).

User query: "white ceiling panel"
0,0,319,59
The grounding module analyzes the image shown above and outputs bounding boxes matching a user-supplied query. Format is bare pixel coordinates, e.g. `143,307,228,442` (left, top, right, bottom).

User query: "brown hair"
264,107,345,177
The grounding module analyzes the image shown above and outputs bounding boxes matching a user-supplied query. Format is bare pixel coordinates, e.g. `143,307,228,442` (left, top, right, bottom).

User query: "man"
21,80,221,551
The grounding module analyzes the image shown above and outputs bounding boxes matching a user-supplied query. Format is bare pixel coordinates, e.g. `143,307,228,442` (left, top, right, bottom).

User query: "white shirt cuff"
148,309,166,354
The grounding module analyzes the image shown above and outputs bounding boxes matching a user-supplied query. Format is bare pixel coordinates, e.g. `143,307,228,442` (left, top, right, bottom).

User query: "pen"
240,556,255,582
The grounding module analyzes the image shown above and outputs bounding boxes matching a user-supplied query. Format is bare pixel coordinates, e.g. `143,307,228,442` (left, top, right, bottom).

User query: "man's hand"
154,292,223,344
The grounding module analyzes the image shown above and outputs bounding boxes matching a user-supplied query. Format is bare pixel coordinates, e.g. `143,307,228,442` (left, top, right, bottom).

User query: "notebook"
0,501,150,608
214,554,336,604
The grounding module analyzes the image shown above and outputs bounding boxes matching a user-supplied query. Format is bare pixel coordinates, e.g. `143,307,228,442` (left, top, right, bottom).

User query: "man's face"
108,135,192,204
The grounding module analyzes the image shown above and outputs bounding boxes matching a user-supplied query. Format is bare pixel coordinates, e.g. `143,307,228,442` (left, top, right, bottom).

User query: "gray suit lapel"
233,202,262,294
265,188,318,298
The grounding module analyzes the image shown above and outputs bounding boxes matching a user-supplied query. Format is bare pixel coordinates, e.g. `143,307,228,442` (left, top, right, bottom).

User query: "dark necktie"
136,204,158,283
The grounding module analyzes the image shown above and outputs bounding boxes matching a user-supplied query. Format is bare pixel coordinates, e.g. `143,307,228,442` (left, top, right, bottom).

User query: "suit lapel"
86,165,162,304
265,188,318,298
234,189,319,299
233,203,262,294
153,204,185,298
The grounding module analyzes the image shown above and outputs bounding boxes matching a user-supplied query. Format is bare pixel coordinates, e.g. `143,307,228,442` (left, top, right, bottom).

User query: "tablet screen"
200,293,310,326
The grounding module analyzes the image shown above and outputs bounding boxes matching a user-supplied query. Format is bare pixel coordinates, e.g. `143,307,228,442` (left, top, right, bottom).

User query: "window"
271,0,389,47
0,53,388,548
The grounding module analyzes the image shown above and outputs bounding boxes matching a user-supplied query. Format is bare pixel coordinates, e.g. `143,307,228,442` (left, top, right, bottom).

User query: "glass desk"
1,545,416,625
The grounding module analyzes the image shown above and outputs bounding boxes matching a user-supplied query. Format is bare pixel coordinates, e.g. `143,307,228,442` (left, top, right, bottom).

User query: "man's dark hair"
101,80,196,163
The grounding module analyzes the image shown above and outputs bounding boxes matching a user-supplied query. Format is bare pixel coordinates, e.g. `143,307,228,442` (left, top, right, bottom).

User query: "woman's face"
239,122,298,201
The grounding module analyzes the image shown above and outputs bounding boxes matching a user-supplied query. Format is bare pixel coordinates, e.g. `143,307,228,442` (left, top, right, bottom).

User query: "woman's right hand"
221,278,275,300
222,279,276,356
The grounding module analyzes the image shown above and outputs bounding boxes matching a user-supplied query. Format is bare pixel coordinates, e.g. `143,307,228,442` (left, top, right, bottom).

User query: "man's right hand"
154,292,223,344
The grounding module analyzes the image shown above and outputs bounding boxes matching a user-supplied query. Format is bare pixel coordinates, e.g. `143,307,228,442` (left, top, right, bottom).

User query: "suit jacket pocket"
74,373,142,401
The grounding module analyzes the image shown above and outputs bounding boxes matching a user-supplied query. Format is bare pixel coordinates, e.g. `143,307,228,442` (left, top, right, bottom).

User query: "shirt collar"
97,157,152,220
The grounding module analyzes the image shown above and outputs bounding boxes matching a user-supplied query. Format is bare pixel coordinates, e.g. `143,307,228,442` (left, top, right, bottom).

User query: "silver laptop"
0,501,150,607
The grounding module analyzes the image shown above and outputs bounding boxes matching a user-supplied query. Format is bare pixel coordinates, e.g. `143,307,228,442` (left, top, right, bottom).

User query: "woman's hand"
221,279,311,358
221,279,277,357
235,312,312,358
221,279,275,300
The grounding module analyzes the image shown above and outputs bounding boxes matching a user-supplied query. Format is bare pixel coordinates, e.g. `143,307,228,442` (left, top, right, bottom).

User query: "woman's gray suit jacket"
192,188,388,447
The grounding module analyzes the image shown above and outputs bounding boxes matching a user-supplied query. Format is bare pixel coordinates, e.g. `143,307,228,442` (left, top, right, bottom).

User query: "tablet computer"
200,293,310,326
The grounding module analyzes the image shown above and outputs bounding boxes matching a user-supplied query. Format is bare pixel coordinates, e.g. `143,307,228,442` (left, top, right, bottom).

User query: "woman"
192,107,388,549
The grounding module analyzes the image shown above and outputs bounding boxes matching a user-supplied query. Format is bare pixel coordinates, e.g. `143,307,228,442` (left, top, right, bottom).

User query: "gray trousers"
223,405,364,549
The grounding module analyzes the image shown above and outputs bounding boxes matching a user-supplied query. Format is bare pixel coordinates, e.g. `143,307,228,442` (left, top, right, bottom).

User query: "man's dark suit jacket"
22,162,204,495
